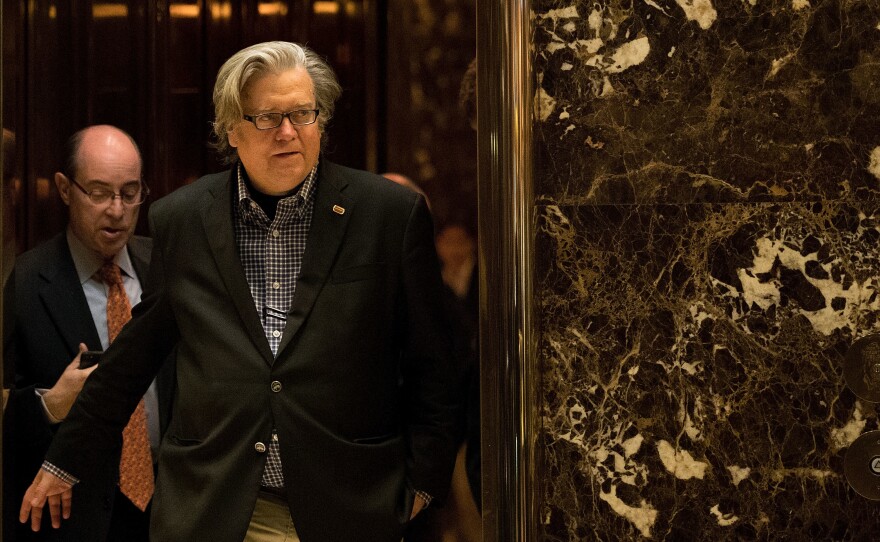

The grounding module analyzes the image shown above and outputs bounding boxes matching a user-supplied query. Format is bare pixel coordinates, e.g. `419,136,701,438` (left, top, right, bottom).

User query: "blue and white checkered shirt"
233,162,318,488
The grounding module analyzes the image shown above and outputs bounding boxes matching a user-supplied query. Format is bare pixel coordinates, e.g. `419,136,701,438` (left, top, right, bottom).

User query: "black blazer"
46,161,458,542
3,233,175,541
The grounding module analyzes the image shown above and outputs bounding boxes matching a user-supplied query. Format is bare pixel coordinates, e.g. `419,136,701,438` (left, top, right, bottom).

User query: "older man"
6,125,174,541
20,42,457,542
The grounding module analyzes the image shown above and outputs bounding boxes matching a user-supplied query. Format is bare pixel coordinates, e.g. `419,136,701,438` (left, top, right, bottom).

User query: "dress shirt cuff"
41,461,79,486
414,489,433,508
34,388,64,424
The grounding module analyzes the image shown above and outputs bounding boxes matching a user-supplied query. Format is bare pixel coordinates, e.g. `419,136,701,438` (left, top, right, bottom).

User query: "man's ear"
227,127,239,149
54,172,71,205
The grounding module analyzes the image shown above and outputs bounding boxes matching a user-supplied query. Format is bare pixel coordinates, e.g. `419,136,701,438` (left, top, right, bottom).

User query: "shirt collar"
235,162,319,212
66,228,136,286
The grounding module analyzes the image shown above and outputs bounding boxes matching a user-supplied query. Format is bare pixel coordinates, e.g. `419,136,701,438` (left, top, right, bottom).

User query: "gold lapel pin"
332,205,345,215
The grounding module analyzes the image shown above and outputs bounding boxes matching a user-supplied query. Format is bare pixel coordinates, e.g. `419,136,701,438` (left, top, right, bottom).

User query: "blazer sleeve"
398,194,459,501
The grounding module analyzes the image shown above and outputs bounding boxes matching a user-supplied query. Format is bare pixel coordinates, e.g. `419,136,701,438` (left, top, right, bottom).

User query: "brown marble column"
482,0,880,539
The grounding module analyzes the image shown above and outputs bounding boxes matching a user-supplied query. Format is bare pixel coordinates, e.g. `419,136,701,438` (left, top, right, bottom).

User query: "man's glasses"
69,178,150,206
242,109,320,130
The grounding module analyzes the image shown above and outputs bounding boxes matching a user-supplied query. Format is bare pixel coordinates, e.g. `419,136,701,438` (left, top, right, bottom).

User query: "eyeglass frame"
242,109,320,130
67,176,150,207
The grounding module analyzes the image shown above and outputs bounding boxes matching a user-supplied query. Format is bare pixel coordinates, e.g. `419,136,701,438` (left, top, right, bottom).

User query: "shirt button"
271,381,282,393
250,201,258,209
272,330,281,338
254,442,266,453
272,229,280,237
272,281,281,289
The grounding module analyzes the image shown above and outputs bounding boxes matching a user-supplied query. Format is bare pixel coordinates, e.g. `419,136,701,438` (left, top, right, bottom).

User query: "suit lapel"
127,237,151,283
38,235,102,354
276,165,352,355
200,172,274,364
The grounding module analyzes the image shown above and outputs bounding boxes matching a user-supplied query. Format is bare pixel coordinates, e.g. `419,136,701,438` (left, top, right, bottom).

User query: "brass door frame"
476,1,536,540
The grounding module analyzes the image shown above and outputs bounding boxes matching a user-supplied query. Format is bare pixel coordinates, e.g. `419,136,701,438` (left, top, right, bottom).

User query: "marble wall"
532,0,880,539
386,0,477,232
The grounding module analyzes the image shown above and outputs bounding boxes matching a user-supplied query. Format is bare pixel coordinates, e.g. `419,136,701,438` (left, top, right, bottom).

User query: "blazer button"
271,380,282,393
254,442,267,453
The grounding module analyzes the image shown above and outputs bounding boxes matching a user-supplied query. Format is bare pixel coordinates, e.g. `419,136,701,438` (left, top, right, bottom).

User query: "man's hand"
19,468,74,531
43,344,97,420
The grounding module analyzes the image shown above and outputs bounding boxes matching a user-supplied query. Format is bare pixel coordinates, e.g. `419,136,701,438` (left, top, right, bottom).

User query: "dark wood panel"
167,91,205,187
323,1,372,169
26,0,83,248
3,0,26,258
11,0,378,251
384,0,477,233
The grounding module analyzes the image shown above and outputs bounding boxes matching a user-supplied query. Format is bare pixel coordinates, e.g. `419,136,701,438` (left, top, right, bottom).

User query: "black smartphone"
79,350,103,369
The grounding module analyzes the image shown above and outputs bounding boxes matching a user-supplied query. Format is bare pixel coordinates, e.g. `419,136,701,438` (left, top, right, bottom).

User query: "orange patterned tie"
99,262,155,511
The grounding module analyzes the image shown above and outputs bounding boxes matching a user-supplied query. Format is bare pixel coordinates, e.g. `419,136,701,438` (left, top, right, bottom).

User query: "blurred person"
382,174,480,542
435,223,477,306
382,172,432,209
2,128,21,286
414,222,479,542
381,172,425,196
20,42,457,542
405,57,482,542
4,125,175,541
455,57,482,517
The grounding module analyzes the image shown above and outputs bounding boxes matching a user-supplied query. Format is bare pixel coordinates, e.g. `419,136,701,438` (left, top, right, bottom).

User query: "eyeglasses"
69,178,150,206
242,109,320,130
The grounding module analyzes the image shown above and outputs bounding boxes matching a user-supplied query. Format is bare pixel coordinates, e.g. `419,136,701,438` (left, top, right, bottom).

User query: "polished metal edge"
476,1,536,540
0,0,6,518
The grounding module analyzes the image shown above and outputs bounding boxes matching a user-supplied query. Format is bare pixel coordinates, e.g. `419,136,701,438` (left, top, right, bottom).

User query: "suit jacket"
46,161,458,542
3,233,175,541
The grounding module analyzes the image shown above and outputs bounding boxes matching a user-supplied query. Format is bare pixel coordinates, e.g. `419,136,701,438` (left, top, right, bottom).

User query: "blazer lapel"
276,166,352,355
200,173,274,364
38,236,102,354
127,237,151,284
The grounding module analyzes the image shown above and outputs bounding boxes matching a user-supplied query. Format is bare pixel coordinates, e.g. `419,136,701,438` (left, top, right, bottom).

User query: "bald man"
4,125,174,541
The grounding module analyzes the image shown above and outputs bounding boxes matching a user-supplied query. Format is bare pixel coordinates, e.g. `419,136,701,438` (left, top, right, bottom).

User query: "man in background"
383,171,480,542
5,125,174,541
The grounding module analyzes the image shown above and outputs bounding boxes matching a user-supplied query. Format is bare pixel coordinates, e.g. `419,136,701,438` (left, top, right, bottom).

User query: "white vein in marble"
535,85,557,122
599,486,658,538
656,440,710,480
583,36,650,74
767,53,795,80
642,0,672,16
727,465,751,486
829,401,867,451
736,237,880,336
869,146,880,181
710,504,739,527
674,0,717,29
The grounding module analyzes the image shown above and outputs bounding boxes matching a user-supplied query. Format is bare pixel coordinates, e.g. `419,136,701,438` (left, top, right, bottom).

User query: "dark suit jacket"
46,161,458,542
3,233,175,541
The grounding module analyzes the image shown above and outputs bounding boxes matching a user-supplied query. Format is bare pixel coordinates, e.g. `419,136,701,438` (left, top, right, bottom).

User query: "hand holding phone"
79,350,103,369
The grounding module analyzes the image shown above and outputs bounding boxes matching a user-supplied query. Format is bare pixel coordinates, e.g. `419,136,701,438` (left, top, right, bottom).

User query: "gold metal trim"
476,1,536,540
